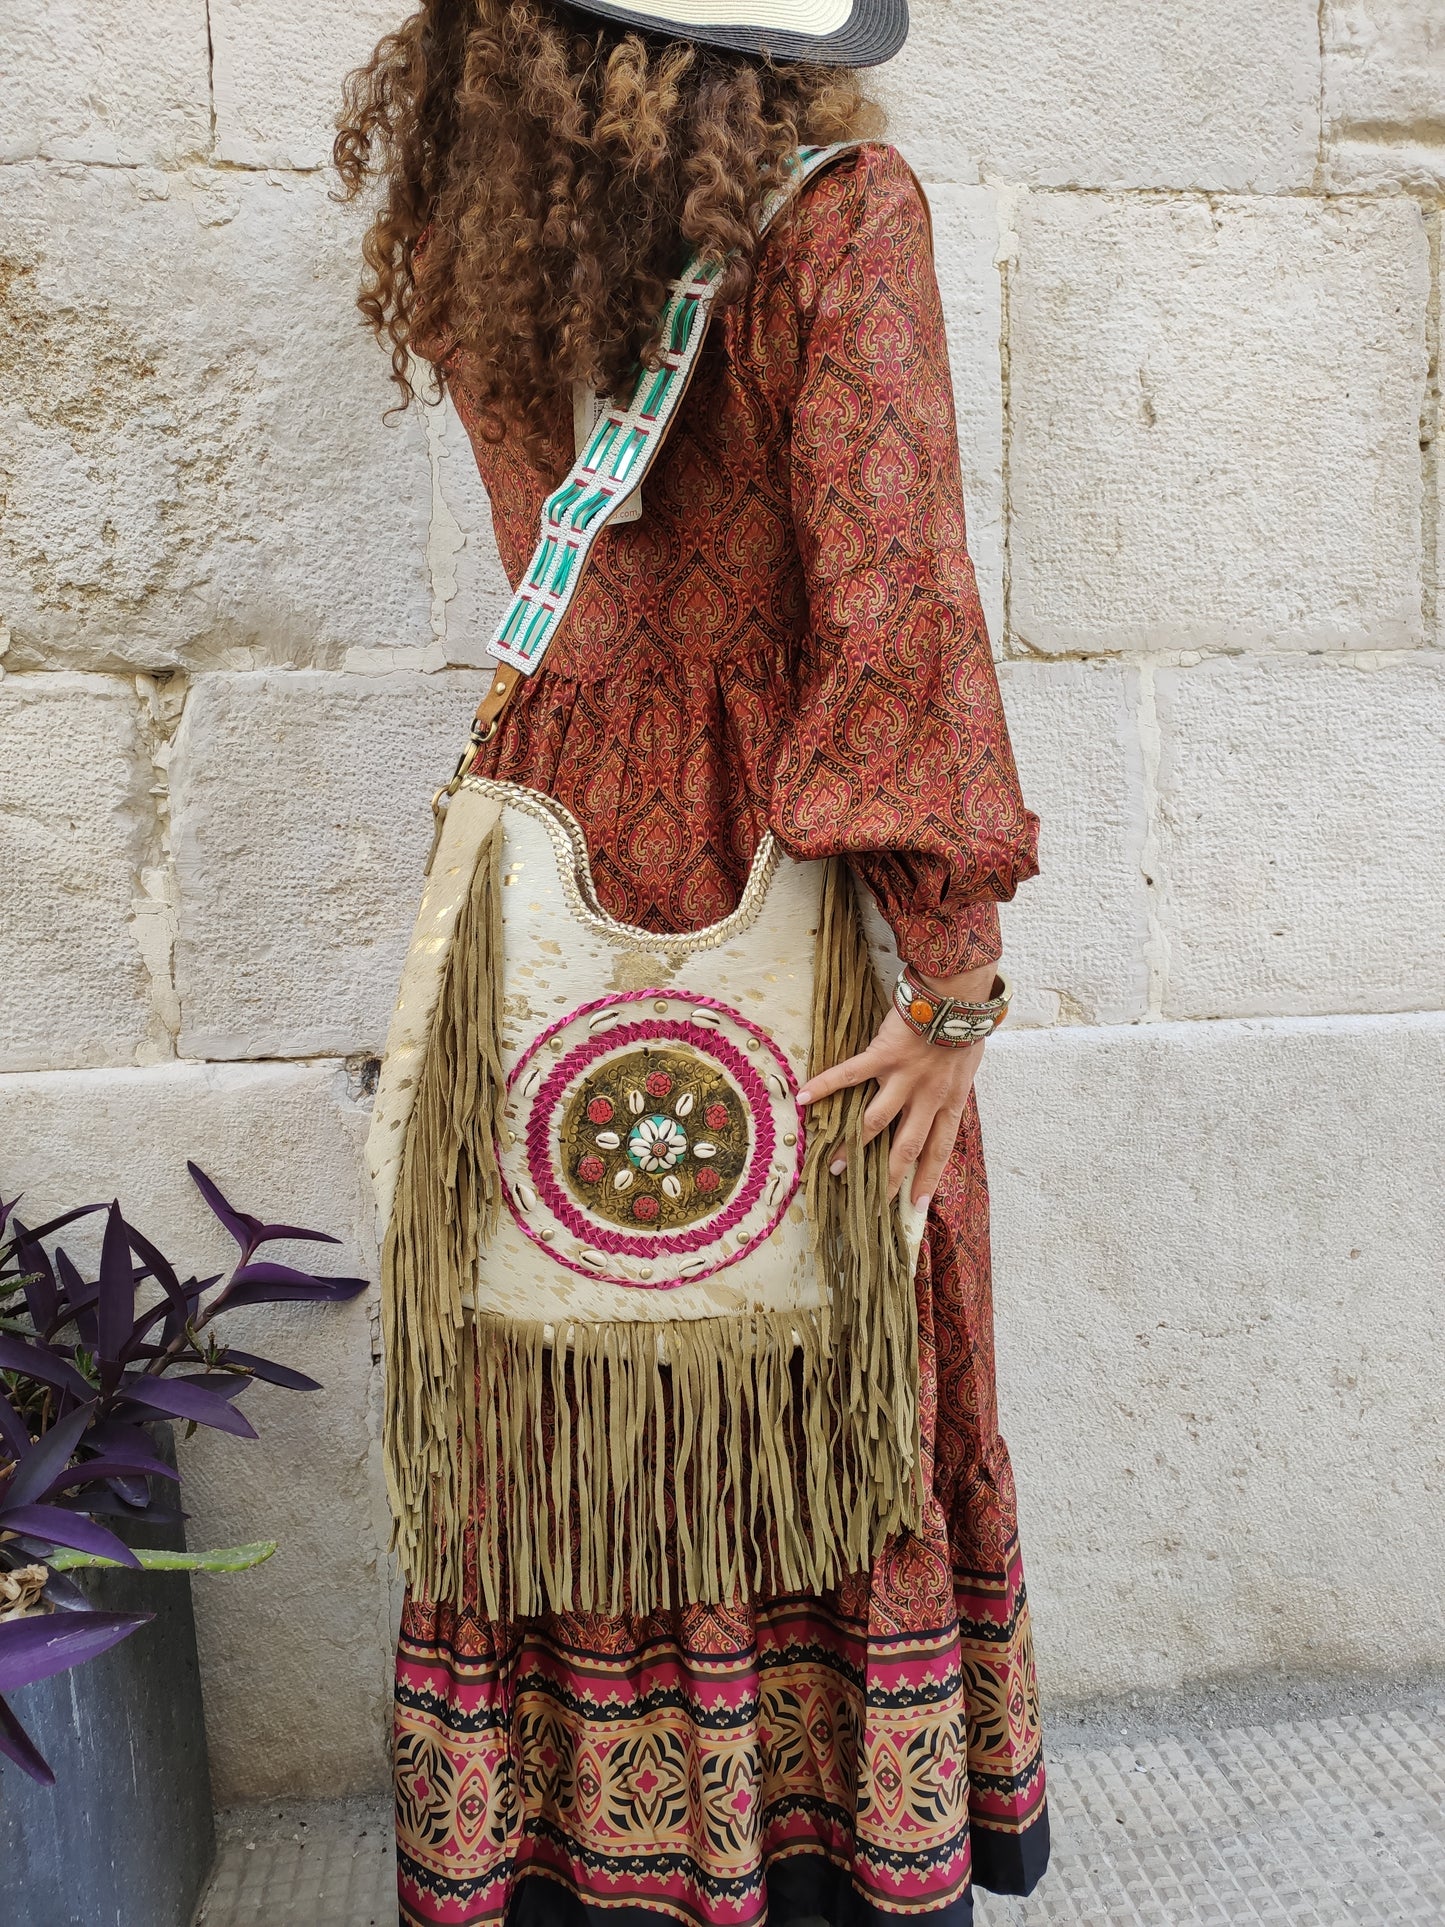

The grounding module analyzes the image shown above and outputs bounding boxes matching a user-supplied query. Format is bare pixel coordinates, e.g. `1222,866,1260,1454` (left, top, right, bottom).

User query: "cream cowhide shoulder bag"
369,144,926,1620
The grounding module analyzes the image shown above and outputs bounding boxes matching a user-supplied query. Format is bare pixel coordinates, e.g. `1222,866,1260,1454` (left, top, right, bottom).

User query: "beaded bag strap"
446,140,861,777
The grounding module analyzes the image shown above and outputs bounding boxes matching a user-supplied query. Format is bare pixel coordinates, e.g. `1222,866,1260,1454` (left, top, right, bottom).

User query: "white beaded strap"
487,259,723,676
483,141,859,685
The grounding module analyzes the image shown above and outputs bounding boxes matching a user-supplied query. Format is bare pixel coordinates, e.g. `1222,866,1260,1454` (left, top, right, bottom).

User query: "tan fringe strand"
380,823,507,1606
469,1309,849,1618
804,857,926,1563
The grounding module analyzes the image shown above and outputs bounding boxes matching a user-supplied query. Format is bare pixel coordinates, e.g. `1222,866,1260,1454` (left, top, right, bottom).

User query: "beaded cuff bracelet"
893,965,1012,1047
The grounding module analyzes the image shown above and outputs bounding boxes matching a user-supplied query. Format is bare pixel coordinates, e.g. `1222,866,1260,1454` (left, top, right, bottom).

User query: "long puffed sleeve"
768,147,1039,976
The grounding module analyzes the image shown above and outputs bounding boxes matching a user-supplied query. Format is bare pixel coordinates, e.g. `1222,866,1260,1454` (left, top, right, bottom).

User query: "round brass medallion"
560,1045,747,1230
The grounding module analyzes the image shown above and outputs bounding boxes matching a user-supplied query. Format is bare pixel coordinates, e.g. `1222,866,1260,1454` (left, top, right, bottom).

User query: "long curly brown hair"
334,0,878,455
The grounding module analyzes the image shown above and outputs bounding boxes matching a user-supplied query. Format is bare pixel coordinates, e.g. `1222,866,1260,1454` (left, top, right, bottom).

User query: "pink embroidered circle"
501,989,803,1289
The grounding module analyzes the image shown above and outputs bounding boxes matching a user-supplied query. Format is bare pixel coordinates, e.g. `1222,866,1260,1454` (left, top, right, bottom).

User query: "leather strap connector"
470,665,522,746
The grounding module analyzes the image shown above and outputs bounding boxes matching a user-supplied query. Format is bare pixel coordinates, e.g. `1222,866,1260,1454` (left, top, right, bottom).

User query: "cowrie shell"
674,1092,695,1117
767,1072,787,1099
661,1175,682,1199
693,1142,717,1160
519,1064,542,1097
588,1008,621,1030
514,1180,537,1213
627,1089,646,1114
689,1009,721,1029
613,1169,635,1191
678,1257,709,1278
578,1249,606,1269
595,1130,620,1149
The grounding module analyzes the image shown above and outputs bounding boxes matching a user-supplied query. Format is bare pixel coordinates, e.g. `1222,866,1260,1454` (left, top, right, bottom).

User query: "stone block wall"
1,2,1440,1799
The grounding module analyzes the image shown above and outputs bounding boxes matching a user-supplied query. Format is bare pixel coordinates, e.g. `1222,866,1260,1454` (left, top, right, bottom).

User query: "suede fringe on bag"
380,824,508,1603
802,856,926,1568
382,841,925,1615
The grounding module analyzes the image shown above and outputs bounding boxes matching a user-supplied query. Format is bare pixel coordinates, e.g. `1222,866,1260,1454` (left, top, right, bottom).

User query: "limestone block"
978,1013,1445,1702
1009,195,1429,656
0,1059,389,1801
171,671,478,1059
427,393,521,672
211,0,404,170
1153,655,1445,1021
875,0,1318,191
1434,215,1444,653
0,165,431,673
0,675,154,1071
1325,1,1445,192
0,0,211,166
995,663,1150,1027
929,187,1004,645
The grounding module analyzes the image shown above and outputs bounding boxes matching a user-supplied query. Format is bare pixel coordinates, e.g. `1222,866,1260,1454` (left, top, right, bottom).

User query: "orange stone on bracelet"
909,996,936,1025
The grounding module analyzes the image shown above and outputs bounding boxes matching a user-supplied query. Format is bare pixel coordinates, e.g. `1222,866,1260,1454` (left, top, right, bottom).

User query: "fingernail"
917,1193,932,1216
829,1158,847,1177
797,1088,812,1105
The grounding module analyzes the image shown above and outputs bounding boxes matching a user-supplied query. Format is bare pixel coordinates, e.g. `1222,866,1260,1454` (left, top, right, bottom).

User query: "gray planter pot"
0,1431,215,1927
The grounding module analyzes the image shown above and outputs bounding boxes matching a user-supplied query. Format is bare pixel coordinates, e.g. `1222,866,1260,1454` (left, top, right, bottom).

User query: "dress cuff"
897,900,1003,980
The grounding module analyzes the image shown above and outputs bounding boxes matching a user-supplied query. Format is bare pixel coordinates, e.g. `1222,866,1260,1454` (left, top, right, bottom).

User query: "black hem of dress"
766,1854,975,1924
970,1805,1051,1897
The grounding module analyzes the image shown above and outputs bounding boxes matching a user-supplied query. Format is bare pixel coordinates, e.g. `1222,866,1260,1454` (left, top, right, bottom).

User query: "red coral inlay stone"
631,1194,660,1222
695,1167,721,1195
586,1096,614,1124
644,1070,673,1097
577,1155,605,1184
704,1101,730,1131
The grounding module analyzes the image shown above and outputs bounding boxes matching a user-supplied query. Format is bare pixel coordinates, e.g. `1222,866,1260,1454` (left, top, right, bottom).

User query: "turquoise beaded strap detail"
485,143,855,681
487,260,725,674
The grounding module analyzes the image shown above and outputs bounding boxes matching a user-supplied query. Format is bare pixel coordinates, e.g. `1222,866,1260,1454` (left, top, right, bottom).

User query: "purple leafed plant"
0,1163,366,1783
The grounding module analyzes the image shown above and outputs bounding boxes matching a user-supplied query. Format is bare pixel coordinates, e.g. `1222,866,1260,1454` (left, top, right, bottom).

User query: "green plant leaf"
47,1541,278,1574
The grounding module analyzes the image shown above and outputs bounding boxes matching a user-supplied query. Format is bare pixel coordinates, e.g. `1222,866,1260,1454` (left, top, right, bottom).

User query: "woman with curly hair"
337,2,1048,1921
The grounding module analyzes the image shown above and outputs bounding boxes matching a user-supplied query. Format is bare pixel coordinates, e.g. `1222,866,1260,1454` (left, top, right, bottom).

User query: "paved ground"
196,1797,394,1927
196,1684,1445,1926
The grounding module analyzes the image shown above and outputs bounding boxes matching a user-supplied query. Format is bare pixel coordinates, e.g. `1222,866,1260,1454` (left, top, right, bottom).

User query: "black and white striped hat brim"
562,0,908,67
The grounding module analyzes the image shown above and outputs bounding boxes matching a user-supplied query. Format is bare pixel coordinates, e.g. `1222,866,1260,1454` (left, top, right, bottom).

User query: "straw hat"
562,0,908,66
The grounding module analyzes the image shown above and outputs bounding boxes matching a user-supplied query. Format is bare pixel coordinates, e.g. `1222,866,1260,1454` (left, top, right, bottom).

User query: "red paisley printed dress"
396,144,1048,1927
